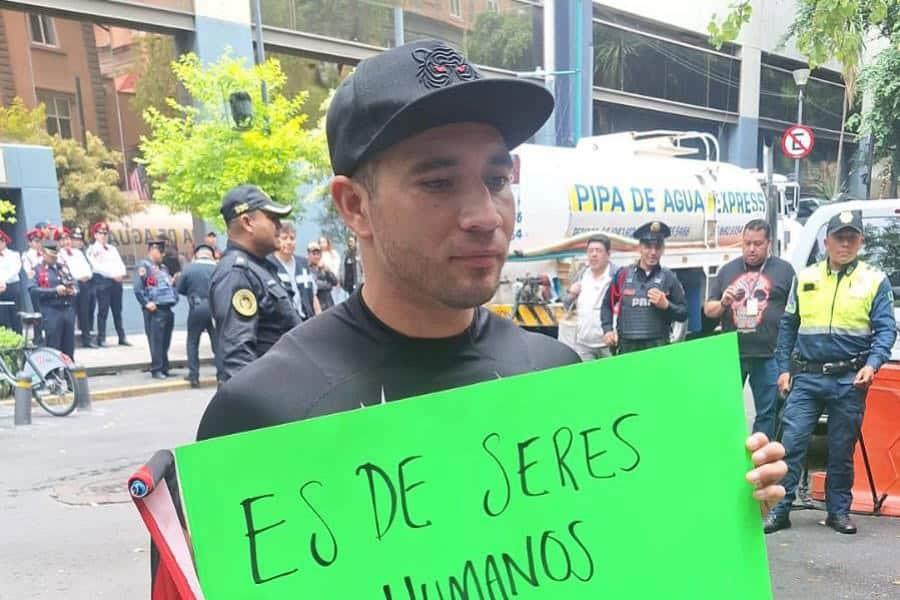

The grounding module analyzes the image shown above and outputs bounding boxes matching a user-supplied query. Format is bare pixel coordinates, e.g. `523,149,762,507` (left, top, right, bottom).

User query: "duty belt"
791,354,868,376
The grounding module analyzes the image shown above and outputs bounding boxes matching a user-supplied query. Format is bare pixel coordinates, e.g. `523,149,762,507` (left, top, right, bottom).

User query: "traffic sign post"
781,125,815,160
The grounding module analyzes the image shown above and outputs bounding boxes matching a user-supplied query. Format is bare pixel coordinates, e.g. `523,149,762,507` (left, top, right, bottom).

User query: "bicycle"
0,302,81,416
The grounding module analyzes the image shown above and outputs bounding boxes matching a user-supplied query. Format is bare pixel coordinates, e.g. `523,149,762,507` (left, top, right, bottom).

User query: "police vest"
795,260,883,339
144,262,178,306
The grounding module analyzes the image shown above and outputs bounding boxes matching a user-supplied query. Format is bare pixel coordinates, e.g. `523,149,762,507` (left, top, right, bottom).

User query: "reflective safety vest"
794,259,883,339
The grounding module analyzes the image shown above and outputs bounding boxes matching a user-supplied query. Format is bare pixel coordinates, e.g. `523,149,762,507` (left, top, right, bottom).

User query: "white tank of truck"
490,131,793,337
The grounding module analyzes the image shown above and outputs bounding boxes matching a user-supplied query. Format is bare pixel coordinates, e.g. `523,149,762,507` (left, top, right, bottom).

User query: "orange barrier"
810,363,900,516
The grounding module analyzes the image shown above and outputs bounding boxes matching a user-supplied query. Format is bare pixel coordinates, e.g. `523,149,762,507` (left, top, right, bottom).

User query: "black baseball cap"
220,184,292,222
326,39,554,177
194,243,216,255
826,210,863,235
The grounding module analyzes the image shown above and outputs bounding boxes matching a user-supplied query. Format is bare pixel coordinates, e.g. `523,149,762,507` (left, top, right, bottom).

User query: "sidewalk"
74,330,214,373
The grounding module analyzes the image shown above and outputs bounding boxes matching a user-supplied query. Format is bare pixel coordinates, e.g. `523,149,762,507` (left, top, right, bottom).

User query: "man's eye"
421,179,452,191
486,176,510,191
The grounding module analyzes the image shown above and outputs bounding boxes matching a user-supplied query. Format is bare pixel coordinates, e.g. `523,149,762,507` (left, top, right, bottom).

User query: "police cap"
194,243,215,256
147,239,166,252
633,221,671,244
826,210,863,236
41,240,59,255
220,185,292,222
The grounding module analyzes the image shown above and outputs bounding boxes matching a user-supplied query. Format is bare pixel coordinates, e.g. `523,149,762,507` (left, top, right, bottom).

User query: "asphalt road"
0,390,898,599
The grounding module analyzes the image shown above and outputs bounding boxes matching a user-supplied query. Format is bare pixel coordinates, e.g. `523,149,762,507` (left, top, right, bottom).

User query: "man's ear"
331,176,373,240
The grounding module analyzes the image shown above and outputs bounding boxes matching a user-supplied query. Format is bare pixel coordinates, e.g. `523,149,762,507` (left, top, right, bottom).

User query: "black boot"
763,511,791,534
825,514,857,534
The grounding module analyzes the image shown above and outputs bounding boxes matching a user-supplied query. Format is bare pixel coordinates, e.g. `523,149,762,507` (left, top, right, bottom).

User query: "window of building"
759,63,846,132
487,0,498,11
592,21,739,113
38,92,73,139
450,0,461,18
29,14,57,46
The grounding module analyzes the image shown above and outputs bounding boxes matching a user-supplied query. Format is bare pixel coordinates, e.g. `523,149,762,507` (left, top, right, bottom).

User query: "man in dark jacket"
134,240,179,379
177,244,218,387
208,184,301,382
307,240,338,311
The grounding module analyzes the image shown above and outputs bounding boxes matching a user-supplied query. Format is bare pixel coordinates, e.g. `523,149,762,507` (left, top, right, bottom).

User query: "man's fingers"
750,440,785,465
747,460,788,487
745,432,770,453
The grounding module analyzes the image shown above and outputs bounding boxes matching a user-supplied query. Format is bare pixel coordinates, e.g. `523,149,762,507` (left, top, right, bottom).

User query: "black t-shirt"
708,255,795,358
197,291,580,440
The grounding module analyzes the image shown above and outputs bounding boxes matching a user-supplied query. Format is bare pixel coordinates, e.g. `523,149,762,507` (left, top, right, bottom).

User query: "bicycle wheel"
32,365,77,417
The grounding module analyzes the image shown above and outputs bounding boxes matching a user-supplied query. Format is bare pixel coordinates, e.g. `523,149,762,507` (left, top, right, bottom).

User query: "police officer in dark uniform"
209,184,301,382
601,221,688,354
177,244,218,387
134,240,179,380
28,240,77,358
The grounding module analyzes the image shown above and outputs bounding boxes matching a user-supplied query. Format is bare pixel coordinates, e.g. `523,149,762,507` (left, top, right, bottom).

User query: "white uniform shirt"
22,248,42,277
0,249,22,284
59,247,93,281
86,242,126,279
575,265,613,348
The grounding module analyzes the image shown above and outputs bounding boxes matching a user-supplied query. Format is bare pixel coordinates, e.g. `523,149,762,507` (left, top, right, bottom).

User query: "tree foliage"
466,10,534,71
53,133,134,228
139,53,331,223
858,40,900,194
0,97,131,227
130,33,179,120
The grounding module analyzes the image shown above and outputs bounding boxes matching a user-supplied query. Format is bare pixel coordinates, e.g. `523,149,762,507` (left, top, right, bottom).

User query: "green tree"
131,33,179,120
52,133,134,228
593,26,645,90
0,97,47,144
466,10,534,71
858,40,900,195
139,52,330,223
0,97,131,227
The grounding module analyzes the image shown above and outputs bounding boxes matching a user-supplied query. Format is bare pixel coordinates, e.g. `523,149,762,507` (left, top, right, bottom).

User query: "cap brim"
350,78,553,175
828,224,863,235
260,203,293,217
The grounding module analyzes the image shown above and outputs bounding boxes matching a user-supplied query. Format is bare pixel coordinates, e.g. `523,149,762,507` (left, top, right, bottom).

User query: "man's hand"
145,301,157,312
55,284,67,296
648,288,669,310
569,282,582,297
777,373,791,397
745,433,787,516
603,331,618,347
721,285,737,307
853,366,876,389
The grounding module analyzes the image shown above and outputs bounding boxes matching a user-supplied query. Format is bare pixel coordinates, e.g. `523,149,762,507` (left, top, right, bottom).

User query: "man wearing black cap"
134,240,179,380
194,41,785,516
766,210,896,535
208,184,300,382
27,240,77,358
601,221,688,354
177,244,218,387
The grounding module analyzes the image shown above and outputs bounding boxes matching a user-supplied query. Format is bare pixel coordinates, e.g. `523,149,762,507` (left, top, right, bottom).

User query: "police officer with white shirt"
0,231,23,332
57,228,96,348
87,222,130,347
22,228,44,279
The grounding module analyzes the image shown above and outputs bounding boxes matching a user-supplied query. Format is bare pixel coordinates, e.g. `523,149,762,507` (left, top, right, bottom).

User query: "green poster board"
175,333,771,599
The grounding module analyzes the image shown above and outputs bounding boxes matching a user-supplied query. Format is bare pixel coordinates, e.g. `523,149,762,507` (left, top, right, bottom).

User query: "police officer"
766,210,896,535
57,228,96,347
601,221,688,354
28,240,77,358
0,230,23,333
134,240,179,380
268,222,318,321
209,184,300,382
87,222,130,347
177,244,218,387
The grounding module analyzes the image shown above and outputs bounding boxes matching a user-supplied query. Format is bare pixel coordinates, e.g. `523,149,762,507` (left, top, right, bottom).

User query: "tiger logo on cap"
412,45,479,89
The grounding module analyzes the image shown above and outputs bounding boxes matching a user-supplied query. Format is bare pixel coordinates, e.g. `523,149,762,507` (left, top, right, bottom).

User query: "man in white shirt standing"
0,230,23,333
563,234,615,361
87,222,130,347
22,228,44,279
58,227,97,348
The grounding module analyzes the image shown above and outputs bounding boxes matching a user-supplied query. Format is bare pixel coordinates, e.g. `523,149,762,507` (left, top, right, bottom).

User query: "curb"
0,377,217,407
85,357,215,377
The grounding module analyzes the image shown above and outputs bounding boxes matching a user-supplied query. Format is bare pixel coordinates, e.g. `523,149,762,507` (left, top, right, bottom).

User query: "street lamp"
229,91,254,130
792,68,811,193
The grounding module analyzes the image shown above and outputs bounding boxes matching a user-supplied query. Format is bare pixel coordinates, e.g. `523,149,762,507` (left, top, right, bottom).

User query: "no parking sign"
781,125,815,159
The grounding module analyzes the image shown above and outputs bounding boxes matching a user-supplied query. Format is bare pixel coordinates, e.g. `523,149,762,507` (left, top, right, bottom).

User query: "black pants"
187,302,215,381
0,281,21,333
42,303,76,359
143,306,174,375
95,276,126,343
75,278,94,343
618,337,669,355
